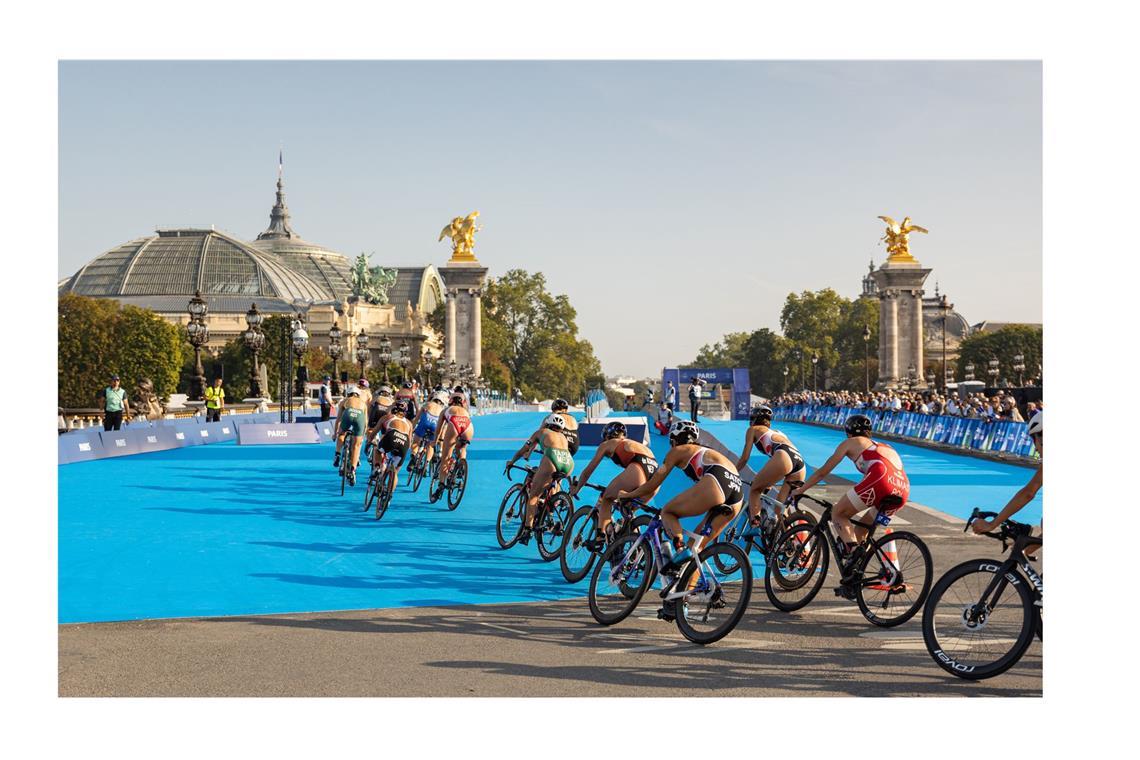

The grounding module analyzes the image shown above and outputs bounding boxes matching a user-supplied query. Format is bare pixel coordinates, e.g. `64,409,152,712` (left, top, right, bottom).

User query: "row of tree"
59,294,187,407
683,288,1043,396
60,267,605,406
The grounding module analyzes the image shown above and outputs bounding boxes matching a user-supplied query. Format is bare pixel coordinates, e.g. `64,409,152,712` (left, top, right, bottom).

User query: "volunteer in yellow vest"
204,377,225,422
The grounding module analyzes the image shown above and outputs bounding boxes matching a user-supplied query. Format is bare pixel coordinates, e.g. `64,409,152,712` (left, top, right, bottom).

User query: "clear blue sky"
59,61,1041,377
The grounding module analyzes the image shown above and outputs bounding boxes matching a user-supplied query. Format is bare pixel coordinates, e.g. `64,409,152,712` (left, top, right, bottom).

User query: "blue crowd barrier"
773,404,1038,459
578,421,649,447
313,421,337,442
129,426,185,454
99,429,142,458
202,420,237,443
236,423,322,445
58,430,106,464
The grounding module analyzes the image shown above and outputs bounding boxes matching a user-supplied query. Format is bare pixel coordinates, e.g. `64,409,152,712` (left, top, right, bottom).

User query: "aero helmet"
668,419,699,445
602,420,627,440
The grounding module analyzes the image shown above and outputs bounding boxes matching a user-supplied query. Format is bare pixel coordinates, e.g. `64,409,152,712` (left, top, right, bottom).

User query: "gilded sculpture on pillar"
877,215,929,264
438,212,482,262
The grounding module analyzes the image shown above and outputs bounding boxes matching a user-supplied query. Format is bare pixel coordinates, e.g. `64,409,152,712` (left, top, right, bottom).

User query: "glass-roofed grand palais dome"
59,170,354,315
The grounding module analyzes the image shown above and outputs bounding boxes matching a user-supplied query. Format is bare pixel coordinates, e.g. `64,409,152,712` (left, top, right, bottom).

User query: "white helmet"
432,391,450,405
669,419,699,444
544,413,567,431
1027,411,1042,437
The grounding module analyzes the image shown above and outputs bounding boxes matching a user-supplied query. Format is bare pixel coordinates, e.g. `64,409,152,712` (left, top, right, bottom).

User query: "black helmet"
434,384,446,392
602,420,627,440
844,413,873,437
402,381,413,389
392,399,408,415
750,405,773,426
552,398,569,412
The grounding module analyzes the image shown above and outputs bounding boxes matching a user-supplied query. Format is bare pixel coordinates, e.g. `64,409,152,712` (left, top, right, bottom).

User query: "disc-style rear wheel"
560,506,600,584
588,532,655,625
495,484,527,549
675,542,753,646
922,559,1037,680
447,459,467,511
764,523,829,612
537,493,573,562
855,530,933,627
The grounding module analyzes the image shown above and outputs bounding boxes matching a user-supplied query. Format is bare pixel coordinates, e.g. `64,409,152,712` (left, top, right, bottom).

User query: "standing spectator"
318,375,333,421
688,377,702,422
204,377,225,422
641,385,654,409
99,374,130,431
666,381,677,409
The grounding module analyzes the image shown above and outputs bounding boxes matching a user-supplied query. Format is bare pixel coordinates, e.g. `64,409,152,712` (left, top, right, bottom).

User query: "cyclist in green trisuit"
333,388,369,485
505,413,575,544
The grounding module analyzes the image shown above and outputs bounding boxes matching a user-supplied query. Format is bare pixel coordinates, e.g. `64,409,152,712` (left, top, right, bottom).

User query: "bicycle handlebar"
570,477,605,493
965,507,1036,544
505,462,535,482
791,492,832,509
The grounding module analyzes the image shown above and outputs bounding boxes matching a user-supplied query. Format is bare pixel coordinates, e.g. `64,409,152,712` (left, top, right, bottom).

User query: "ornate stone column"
910,288,925,385
470,288,483,377
445,288,458,362
883,292,899,386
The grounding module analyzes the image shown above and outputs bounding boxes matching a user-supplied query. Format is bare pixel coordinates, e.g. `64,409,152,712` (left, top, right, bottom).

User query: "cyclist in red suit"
791,413,909,555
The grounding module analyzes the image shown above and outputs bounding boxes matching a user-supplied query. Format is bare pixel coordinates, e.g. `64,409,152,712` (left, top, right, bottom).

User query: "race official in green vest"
101,374,130,431
204,377,225,422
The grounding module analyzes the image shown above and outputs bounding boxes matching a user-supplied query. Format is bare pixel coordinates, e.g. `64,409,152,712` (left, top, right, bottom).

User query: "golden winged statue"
878,215,929,263
439,211,482,262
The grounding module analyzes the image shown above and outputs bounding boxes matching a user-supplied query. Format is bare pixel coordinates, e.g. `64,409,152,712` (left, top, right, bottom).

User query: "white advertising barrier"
236,423,322,445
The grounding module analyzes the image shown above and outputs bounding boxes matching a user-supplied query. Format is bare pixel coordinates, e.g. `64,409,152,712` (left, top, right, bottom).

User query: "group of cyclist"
331,378,475,494
501,397,1042,603
332,377,1043,605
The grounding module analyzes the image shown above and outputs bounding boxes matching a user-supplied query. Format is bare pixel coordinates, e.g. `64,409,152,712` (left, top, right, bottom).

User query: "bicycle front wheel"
537,493,573,562
495,484,527,549
675,542,753,645
922,559,1037,680
560,506,600,584
764,523,829,612
447,459,468,511
855,530,932,627
588,532,655,625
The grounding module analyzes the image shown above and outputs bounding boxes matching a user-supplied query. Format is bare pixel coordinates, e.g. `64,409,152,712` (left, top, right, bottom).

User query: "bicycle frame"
607,502,728,603
786,496,902,589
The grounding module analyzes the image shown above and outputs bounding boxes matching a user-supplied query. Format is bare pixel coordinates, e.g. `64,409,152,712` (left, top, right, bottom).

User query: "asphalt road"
59,484,1042,697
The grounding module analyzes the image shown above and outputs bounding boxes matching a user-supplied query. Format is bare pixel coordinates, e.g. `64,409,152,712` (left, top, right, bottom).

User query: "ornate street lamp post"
186,290,209,401
378,334,392,383
964,363,976,382
448,358,458,386
811,353,819,392
926,370,936,389
291,314,309,400
328,322,343,396
782,365,789,394
355,329,370,380
794,350,803,390
987,358,1000,387
906,363,917,391
862,324,871,393
422,348,434,389
939,294,952,392
398,340,411,383
243,303,266,399
1013,353,1026,387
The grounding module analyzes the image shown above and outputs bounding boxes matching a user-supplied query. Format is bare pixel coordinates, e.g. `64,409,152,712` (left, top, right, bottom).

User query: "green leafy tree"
58,294,184,407
956,325,1043,384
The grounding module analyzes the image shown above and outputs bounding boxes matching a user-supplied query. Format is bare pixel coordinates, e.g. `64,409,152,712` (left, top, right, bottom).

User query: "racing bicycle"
429,438,468,511
921,508,1042,680
338,431,357,495
364,448,398,521
587,498,752,645
763,493,932,627
558,480,646,583
497,463,574,561
708,479,817,573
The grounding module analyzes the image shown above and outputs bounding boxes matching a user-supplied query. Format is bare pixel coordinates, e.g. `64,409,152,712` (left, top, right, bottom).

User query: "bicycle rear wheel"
363,470,378,512
447,458,467,511
675,542,753,645
495,484,527,549
560,506,600,583
588,532,655,625
427,460,443,504
375,470,395,521
537,493,573,562
410,452,425,493
922,559,1037,680
764,523,829,612
855,530,933,627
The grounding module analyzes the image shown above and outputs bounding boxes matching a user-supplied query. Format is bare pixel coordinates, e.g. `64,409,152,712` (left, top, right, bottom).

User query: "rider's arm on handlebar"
734,427,755,472
571,444,608,497
793,441,848,494
971,466,1042,534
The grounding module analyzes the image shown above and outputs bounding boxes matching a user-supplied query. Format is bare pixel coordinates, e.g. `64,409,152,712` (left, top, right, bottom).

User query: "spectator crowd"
772,389,1040,423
